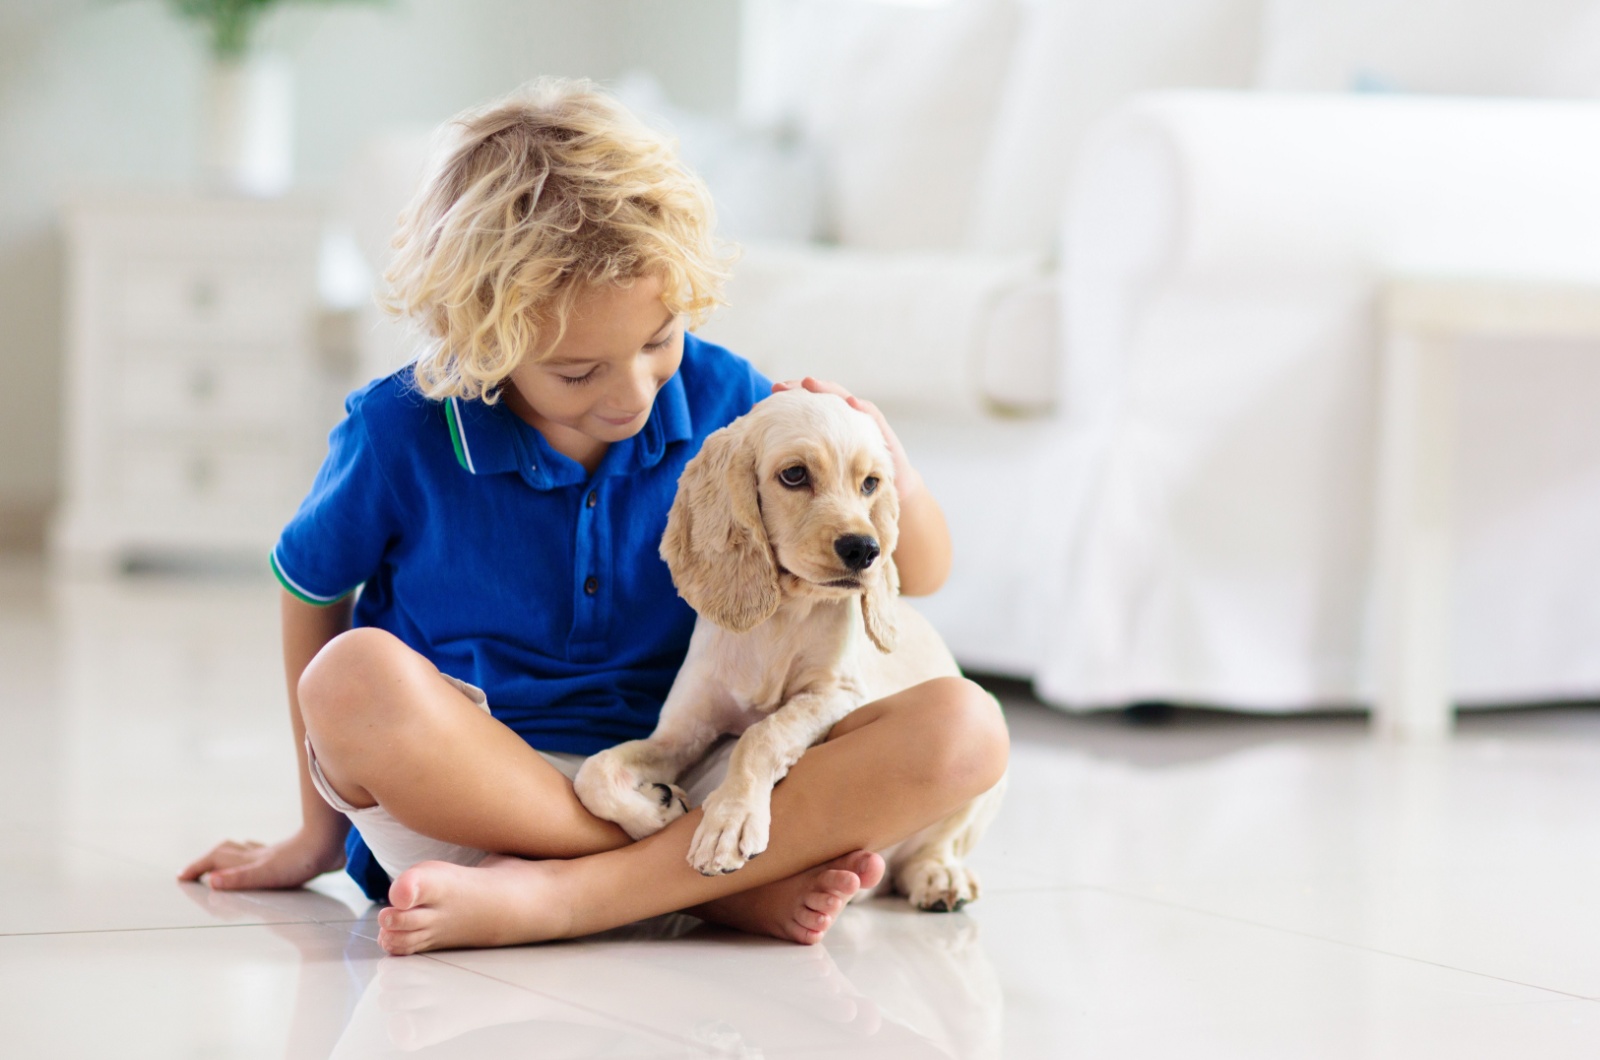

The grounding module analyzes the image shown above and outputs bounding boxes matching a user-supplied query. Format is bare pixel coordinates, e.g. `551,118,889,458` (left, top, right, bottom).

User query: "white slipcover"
1012,92,1600,709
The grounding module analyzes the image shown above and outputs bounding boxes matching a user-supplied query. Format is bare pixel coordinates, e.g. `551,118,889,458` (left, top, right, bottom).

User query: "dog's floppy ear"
861,477,900,653
661,420,780,632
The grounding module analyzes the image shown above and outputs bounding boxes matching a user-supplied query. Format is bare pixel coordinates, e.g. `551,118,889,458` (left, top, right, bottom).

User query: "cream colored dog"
573,389,1004,912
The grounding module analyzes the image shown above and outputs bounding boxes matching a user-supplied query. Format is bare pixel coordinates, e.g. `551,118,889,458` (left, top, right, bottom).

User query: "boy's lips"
597,411,644,427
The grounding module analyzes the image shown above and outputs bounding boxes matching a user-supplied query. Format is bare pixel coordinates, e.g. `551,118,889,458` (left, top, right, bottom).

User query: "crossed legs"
298,627,1010,954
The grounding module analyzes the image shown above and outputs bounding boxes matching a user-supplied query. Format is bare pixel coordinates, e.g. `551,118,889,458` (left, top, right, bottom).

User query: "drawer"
116,438,301,510
117,352,300,430
115,258,309,346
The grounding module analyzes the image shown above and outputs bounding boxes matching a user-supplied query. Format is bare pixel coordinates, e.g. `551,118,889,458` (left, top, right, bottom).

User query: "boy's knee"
298,627,406,734
909,677,1009,795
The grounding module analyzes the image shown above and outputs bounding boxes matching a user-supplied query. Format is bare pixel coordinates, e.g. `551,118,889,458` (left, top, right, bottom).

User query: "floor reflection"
328,902,1001,1058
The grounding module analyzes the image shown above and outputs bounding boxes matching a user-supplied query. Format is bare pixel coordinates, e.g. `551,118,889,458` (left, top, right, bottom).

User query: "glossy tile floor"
4,556,1600,1057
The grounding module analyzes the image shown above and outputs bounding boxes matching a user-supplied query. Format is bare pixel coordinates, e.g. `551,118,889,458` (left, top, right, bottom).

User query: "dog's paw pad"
901,860,980,913
636,781,690,821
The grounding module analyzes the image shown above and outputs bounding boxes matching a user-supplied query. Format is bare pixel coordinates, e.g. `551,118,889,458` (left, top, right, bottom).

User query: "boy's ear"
661,422,780,632
861,475,900,653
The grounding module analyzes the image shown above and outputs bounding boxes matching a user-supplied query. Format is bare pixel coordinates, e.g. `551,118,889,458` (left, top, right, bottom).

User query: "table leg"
1370,328,1456,739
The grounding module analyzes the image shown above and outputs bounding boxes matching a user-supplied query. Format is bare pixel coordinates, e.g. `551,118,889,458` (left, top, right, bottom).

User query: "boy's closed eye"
552,324,677,386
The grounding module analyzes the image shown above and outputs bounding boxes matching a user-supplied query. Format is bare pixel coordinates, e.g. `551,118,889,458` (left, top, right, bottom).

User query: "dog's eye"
862,476,879,496
778,465,809,488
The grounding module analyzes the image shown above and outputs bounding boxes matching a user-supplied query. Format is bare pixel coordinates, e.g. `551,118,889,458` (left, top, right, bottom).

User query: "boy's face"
504,274,683,456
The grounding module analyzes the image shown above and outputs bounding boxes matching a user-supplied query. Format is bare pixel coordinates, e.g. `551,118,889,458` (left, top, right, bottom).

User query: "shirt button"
584,576,599,595
586,490,598,508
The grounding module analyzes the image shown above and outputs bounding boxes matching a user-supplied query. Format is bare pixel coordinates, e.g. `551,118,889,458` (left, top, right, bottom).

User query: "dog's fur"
573,389,1004,911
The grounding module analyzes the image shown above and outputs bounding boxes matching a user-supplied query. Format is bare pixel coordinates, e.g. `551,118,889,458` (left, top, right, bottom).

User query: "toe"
380,906,433,933
844,851,886,891
794,904,831,932
804,890,844,916
816,868,863,902
379,928,425,956
388,871,423,911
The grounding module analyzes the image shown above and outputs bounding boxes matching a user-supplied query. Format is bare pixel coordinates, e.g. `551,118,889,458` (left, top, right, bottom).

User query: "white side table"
52,193,331,573
1371,277,1600,739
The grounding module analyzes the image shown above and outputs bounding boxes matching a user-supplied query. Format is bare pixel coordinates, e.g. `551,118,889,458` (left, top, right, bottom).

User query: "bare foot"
695,850,885,945
377,855,574,955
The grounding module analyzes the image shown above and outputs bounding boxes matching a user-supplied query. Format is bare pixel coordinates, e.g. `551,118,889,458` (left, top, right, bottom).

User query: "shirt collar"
443,369,694,489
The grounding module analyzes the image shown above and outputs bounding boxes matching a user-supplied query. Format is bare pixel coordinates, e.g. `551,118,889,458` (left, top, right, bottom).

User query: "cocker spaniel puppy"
574,389,1004,912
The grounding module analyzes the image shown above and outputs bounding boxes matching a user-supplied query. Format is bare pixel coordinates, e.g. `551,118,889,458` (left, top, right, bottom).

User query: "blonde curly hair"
383,78,730,403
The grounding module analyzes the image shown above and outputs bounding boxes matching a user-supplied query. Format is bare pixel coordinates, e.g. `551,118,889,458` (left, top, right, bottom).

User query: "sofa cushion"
696,241,1047,417
970,0,1263,256
756,0,1020,252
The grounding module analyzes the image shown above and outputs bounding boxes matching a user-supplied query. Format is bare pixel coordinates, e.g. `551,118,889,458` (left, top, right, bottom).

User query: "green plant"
166,0,382,61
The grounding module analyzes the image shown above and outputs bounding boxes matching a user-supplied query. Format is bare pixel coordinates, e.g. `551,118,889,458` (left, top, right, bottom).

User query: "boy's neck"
503,388,608,475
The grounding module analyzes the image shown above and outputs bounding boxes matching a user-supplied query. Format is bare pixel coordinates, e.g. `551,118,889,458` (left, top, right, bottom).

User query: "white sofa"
344,0,1600,713
693,0,1600,713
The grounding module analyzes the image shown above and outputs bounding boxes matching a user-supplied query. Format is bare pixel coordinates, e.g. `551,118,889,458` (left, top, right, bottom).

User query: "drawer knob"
189,279,219,313
187,455,215,494
189,368,217,403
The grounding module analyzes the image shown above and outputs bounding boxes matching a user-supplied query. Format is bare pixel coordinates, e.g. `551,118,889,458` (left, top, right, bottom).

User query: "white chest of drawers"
52,194,330,573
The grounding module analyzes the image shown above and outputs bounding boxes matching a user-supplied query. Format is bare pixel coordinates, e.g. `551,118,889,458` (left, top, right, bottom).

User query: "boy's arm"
179,590,354,889
772,378,953,596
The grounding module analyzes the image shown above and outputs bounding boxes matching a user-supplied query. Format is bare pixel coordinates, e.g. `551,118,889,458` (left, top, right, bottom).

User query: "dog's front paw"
573,749,689,840
686,792,770,876
898,859,981,912
634,779,691,832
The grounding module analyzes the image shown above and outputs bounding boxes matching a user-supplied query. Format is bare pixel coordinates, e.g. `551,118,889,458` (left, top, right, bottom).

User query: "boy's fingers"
208,860,270,890
177,855,214,881
800,377,849,398
179,843,240,880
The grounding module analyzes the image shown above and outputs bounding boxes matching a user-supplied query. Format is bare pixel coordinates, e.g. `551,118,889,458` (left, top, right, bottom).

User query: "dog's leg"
687,689,859,876
889,773,1007,912
574,640,730,839
574,723,721,840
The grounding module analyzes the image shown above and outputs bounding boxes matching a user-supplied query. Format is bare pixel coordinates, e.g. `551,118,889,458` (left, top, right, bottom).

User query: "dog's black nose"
834,534,880,572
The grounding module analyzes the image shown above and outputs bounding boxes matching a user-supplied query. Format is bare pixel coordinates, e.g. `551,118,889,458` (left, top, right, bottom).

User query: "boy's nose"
620,371,658,413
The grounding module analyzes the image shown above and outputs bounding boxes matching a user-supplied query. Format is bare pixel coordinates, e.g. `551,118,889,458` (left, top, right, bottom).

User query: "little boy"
181,78,1008,954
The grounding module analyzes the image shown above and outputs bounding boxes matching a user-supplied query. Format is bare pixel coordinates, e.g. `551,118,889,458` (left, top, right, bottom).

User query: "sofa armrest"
1071,91,1600,283
1061,91,1600,413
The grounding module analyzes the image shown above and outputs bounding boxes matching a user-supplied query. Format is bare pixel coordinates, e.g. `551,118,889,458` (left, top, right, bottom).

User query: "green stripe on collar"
444,397,471,472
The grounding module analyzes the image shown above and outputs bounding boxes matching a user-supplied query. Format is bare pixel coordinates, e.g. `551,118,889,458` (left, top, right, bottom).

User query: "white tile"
962,887,1587,1060
0,824,306,935
988,703,1600,996
7,562,1600,1057
427,913,986,1058
0,920,694,1059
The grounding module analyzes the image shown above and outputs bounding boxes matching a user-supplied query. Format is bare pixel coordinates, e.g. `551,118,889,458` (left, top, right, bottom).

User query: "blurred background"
12,9,1600,1052
8,0,1600,721
0,0,741,545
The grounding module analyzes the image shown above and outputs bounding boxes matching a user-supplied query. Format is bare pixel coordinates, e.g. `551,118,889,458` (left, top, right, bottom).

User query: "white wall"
0,0,739,541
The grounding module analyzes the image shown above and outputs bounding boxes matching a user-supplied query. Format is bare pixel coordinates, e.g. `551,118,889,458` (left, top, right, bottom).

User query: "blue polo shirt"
270,333,769,898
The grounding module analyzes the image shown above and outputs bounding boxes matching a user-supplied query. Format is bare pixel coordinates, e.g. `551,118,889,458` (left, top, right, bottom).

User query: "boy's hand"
179,825,346,891
772,378,924,501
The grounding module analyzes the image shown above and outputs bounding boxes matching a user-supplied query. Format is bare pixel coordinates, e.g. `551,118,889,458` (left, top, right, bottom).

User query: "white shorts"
304,674,736,885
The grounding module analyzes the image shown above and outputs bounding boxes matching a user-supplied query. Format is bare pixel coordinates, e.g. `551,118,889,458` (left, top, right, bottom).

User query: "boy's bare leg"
377,677,1008,954
296,627,900,943
298,627,635,859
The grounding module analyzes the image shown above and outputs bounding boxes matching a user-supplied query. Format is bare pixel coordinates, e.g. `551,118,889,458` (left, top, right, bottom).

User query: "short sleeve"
746,362,774,410
271,398,400,606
